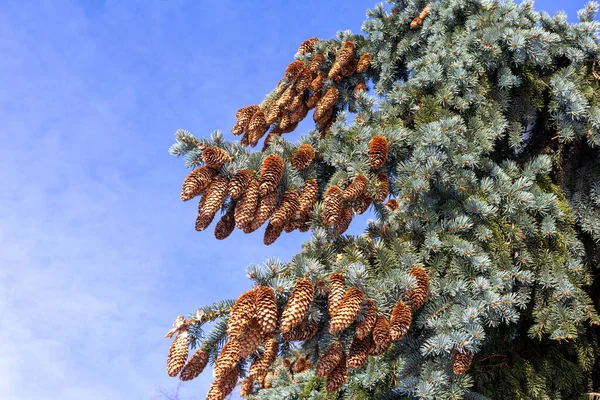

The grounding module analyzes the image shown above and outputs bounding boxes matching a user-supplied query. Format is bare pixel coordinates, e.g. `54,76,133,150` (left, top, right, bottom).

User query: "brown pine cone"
314,87,339,121
246,191,278,233
206,363,240,400
234,179,259,229
298,179,319,216
341,58,357,77
372,172,389,204
306,90,321,110
233,105,260,135
255,286,278,336
389,300,412,341
240,376,255,397
292,144,315,170
353,192,372,215
228,169,254,200
290,102,309,124
266,103,284,125
238,319,263,358
280,280,315,334
407,266,429,311
281,120,299,134
369,135,389,169
337,41,355,67
298,37,319,54
270,190,300,228
328,272,346,317
195,209,216,232
410,5,431,30
343,174,368,201
227,289,257,339
315,107,334,130
181,166,218,201
279,113,292,131
277,86,297,109
356,53,372,73
296,68,312,93
214,208,235,240
167,319,190,377
179,348,209,381
355,299,377,340
309,72,325,92
264,221,284,245
309,53,325,74
323,185,344,226
298,216,311,232
293,357,309,373
289,91,305,112
249,338,279,379
333,206,353,235
354,81,367,96
213,339,241,379
385,199,399,210
329,287,365,334
284,60,306,81
197,175,228,225
316,342,344,377
452,349,474,374
202,146,232,169
259,154,284,196
370,315,392,355
347,335,373,369
282,317,319,341
325,352,348,393
248,110,270,147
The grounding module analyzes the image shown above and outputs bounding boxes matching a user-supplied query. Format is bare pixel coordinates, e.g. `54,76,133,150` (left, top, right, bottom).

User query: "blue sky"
0,1,586,399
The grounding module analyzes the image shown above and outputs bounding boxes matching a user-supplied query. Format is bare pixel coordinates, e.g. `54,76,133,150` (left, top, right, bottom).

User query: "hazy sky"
0,1,585,399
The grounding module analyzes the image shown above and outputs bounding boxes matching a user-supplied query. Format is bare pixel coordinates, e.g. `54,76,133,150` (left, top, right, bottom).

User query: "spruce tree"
165,1,600,398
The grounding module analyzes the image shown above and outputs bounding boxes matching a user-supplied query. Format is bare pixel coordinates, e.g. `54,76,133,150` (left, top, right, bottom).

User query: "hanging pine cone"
240,376,255,397
298,179,319,216
328,41,355,79
325,352,348,393
329,287,365,334
280,280,315,334
166,316,190,377
289,91,304,112
196,175,228,230
315,107,334,130
355,299,378,340
228,169,254,200
407,266,429,310
213,339,241,379
248,110,270,147
309,53,326,73
293,357,310,373
354,192,372,215
249,338,279,379
284,60,306,81
246,191,278,233
282,317,319,341
281,120,299,134
328,272,346,317
316,342,344,377
306,90,321,110
270,190,300,228
259,154,284,196
369,135,389,169
341,58,357,77
372,172,389,204
238,319,263,358
255,286,278,336
314,87,339,121
334,206,353,235
214,208,235,240
279,113,292,131
347,335,373,369
298,216,311,232
298,37,319,54
410,4,431,30
356,53,372,73
290,102,309,124
323,185,344,225
234,179,259,229
195,209,216,232
233,105,260,135
227,289,257,339
310,72,326,92
389,300,412,341
452,349,474,375
343,174,367,201
292,144,315,170
179,348,209,381
206,363,240,400
266,103,284,125
354,81,367,96
181,166,218,201
264,221,284,245
277,87,297,109
370,315,392,356
385,199,399,211
202,146,232,169
296,68,312,93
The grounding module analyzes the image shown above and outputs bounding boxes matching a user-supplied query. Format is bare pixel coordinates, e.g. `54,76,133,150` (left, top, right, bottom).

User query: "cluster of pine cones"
180,134,394,244
231,38,371,149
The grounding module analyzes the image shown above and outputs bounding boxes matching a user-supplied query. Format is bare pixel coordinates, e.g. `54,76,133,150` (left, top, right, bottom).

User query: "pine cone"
347,335,373,369
179,348,209,381
337,41,355,67
266,103,284,125
452,349,473,375
356,299,378,340
296,68,312,93
264,221,284,245
292,144,315,170
213,339,241,379
228,289,257,339
385,199,399,210
249,338,279,379
410,5,431,30
202,146,232,169
234,179,259,229
298,179,319,216
341,58,357,77
309,72,325,92
354,81,367,96
329,287,365,334
282,317,319,341
389,300,412,341
356,53,372,73
195,210,216,232
246,191,278,233
262,371,274,389
181,166,218,201
333,206,353,235
407,266,429,310
233,105,260,135
293,357,309,373
262,131,282,152
167,318,189,377
290,102,309,124
255,286,278,336
270,190,300,228
277,87,297,109
238,319,263,358
343,174,367,201
353,192,372,215
369,135,389,169
207,363,240,400
323,185,344,226
248,110,270,147
298,37,319,54
370,315,391,355
196,175,228,229
284,60,306,81
228,170,253,200
314,87,339,121
279,113,291,131
281,120,299,134
214,208,235,240
240,376,255,397
328,272,346,317
306,90,321,110
372,172,389,204
325,352,348,393
316,342,344,377
309,53,325,74
280,280,315,334
315,107,334,130
259,154,284,196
